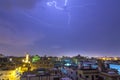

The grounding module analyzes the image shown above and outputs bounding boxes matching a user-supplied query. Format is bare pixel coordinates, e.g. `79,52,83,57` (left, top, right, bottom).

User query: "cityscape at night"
0,0,120,80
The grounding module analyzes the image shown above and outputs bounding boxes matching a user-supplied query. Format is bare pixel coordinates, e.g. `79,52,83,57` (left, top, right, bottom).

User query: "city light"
22,53,30,63
32,55,40,63
65,63,71,66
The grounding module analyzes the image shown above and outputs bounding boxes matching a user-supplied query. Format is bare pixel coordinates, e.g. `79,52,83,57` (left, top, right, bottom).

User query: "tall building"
77,61,99,80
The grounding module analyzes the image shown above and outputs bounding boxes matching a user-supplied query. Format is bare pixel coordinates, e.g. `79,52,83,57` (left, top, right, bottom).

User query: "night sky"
0,0,120,57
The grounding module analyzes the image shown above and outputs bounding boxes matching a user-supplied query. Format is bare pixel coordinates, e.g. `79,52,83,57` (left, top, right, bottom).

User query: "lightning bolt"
47,0,71,25
47,0,95,26
64,0,68,6
47,1,64,10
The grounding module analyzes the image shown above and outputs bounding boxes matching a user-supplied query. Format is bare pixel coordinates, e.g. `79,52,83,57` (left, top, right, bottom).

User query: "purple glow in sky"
0,0,120,57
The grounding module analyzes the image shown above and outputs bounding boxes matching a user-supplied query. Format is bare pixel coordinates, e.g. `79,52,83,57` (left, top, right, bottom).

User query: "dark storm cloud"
0,0,120,56
0,21,44,46
0,0,39,10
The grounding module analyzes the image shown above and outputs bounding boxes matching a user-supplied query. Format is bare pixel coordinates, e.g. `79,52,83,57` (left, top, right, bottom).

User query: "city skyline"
0,0,120,56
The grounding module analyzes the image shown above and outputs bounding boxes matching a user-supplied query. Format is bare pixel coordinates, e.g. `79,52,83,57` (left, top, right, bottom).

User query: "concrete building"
31,60,54,70
77,69,99,80
99,72,120,80
20,75,59,80
71,59,120,80
20,71,61,80
77,61,99,80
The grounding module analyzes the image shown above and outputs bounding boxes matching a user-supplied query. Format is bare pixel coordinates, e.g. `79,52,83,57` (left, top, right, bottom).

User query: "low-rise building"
20,70,61,80
31,60,54,70
77,60,99,80
77,69,99,80
99,71,120,80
